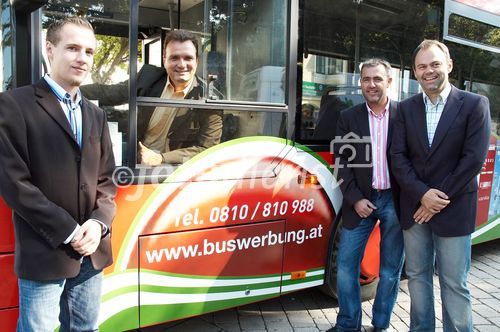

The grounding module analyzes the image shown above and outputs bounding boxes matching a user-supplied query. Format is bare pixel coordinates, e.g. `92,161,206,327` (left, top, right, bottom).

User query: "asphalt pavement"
143,238,500,332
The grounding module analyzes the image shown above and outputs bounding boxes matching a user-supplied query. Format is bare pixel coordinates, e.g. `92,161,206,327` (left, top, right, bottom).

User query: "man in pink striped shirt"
330,59,404,332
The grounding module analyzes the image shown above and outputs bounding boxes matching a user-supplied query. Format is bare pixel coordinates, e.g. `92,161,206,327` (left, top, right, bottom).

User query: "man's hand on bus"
139,141,162,166
413,205,435,224
70,220,102,256
420,188,450,213
354,198,377,219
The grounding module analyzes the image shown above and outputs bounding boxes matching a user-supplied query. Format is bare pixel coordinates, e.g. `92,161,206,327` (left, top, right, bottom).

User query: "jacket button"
80,184,87,191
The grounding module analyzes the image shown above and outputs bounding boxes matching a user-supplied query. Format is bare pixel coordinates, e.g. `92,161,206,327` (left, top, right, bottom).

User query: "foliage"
91,35,129,84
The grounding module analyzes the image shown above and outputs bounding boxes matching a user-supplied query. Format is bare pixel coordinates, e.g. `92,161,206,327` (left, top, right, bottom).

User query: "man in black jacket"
82,29,222,165
329,59,403,332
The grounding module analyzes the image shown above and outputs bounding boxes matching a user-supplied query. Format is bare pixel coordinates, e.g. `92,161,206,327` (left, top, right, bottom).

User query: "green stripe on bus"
138,280,281,294
140,268,283,279
281,273,324,286
294,142,331,168
101,268,324,302
99,294,280,331
99,307,139,332
101,285,138,302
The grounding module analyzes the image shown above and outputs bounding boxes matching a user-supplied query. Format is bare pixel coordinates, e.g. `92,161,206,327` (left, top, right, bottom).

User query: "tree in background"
91,35,129,84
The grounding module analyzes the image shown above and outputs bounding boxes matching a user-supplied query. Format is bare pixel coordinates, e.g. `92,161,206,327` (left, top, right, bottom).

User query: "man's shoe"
373,328,387,332
326,327,361,332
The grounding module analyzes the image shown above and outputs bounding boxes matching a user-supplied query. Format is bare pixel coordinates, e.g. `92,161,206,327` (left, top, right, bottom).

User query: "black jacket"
334,100,400,229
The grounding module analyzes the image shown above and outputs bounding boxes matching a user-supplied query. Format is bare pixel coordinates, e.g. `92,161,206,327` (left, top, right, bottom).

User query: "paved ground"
143,239,500,332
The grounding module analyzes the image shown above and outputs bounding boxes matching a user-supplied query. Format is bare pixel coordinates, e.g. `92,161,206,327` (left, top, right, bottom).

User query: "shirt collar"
366,99,390,119
44,74,82,105
423,83,451,106
166,76,195,97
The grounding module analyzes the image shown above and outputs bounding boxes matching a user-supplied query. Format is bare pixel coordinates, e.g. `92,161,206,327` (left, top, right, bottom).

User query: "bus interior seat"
221,113,240,142
313,93,347,141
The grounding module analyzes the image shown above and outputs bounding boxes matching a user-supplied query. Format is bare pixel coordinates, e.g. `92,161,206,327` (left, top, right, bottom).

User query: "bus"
0,0,499,330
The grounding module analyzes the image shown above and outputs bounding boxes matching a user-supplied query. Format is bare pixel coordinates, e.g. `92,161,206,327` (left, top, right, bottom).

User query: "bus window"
300,0,439,142
300,0,499,145
0,0,13,92
205,1,287,103
443,0,500,53
299,0,500,239
42,0,131,167
41,0,289,174
129,0,288,170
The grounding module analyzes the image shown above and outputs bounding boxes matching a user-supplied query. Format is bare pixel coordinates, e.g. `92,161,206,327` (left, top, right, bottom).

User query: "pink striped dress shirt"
367,101,391,190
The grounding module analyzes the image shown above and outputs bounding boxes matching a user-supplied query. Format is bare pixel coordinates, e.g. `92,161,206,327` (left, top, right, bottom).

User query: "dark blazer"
81,64,223,164
0,79,116,280
390,86,491,236
334,100,400,230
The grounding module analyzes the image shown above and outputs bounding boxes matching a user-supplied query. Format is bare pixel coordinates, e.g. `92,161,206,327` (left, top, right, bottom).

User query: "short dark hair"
360,58,392,77
46,16,94,45
412,39,451,69
163,29,199,59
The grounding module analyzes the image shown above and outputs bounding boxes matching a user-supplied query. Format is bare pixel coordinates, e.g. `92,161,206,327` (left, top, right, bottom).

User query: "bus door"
2,0,340,329
127,1,295,328
38,0,303,329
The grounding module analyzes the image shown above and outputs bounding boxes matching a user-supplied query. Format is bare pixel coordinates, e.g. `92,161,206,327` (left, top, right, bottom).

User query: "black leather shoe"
373,328,387,332
326,327,343,332
326,327,361,332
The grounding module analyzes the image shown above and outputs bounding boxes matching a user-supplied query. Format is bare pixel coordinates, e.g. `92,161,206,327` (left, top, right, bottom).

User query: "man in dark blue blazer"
391,40,491,331
329,59,404,332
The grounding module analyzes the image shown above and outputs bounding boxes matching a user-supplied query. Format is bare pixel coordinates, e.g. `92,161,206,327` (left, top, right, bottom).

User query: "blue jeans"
17,257,103,332
335,189,404,331
403,223,472,332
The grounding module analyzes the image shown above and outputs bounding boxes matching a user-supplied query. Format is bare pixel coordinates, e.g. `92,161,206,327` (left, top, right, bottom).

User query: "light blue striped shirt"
44,74,83,147
423,84,451,146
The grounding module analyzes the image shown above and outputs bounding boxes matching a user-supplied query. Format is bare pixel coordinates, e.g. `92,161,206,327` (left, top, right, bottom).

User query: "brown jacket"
0,79,116,280
81,64,223,164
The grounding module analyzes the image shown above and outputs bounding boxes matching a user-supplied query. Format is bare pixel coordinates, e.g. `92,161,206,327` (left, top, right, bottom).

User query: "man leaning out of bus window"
330,58,404,332
81,29,223,166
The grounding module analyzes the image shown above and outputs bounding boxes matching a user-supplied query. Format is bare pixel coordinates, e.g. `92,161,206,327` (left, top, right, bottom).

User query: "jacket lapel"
429,86,463,156
411,94,431,153
35,80,79,147
353,104,372,182
354,103,370,138
80,99,95,150
387,100,397,149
